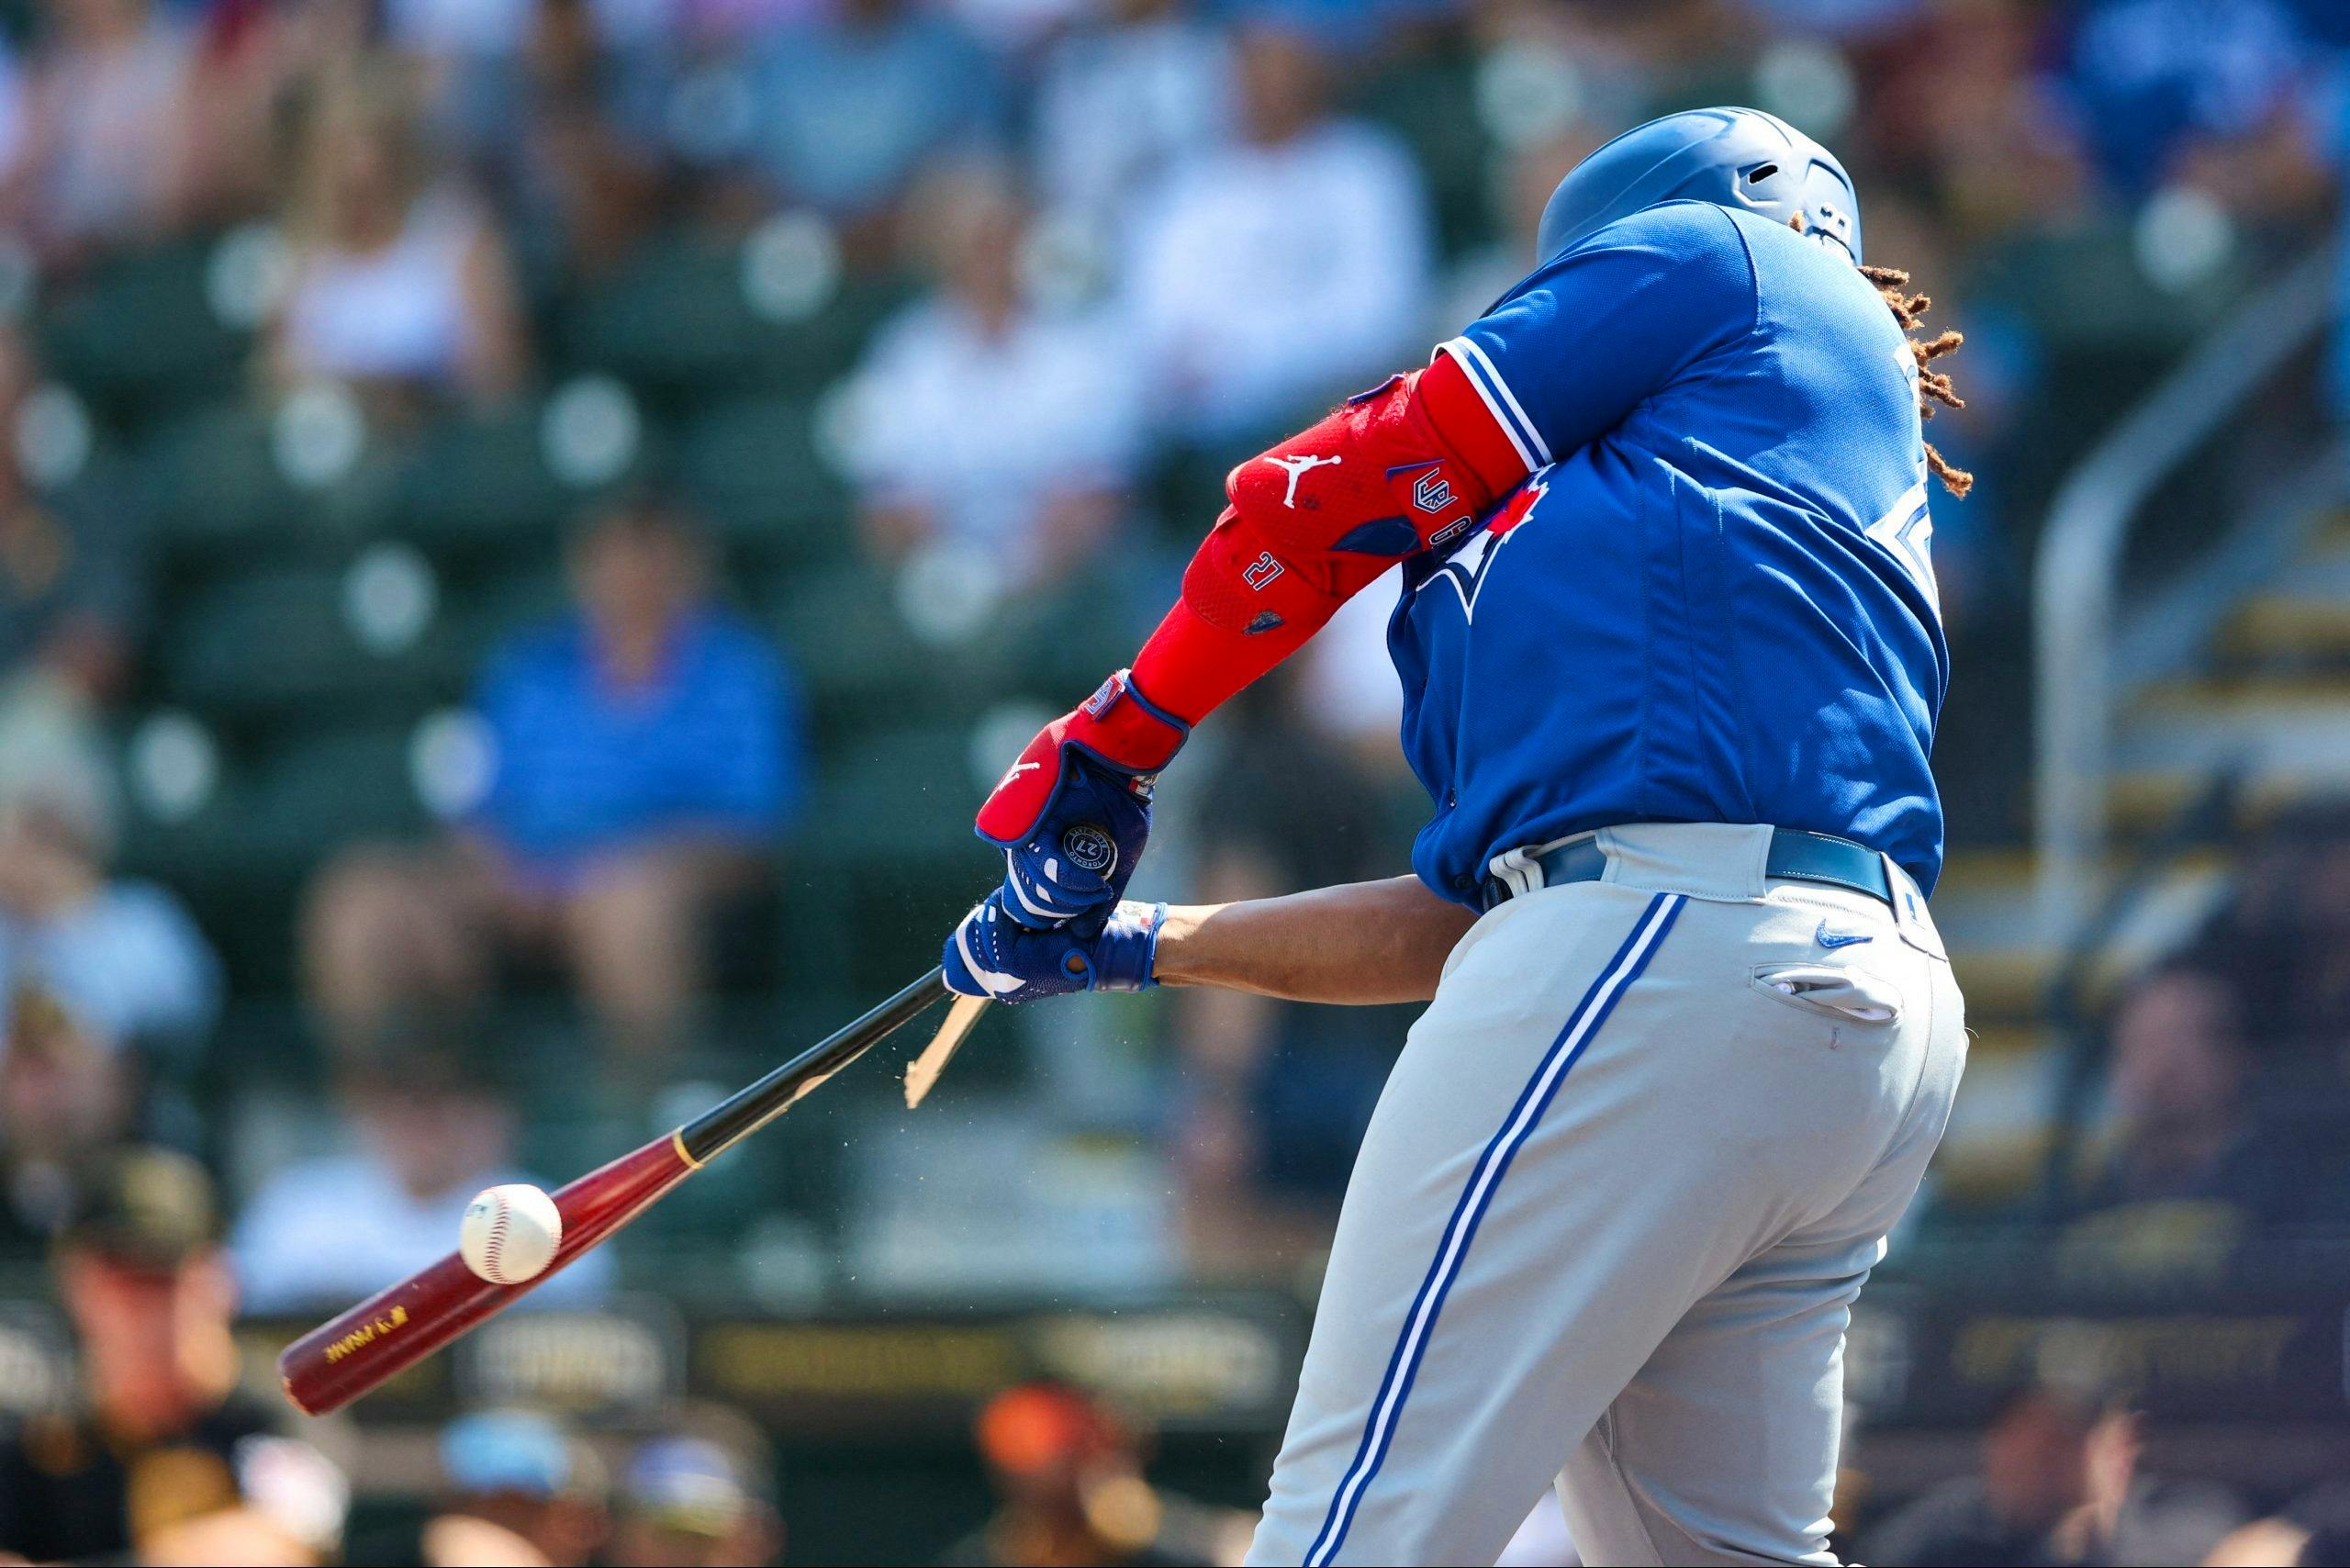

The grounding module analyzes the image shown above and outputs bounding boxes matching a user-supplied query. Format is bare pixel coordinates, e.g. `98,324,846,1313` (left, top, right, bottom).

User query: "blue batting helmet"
1536,106,1863,266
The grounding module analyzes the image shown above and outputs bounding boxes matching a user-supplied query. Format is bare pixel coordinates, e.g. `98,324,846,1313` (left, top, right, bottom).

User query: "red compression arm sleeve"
1131,350,1533,722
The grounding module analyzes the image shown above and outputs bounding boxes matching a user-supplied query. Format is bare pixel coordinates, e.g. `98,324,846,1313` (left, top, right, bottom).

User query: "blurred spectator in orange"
266,59,529,412
6,0,196,266
947,1382,1247,1566
302,495,804,1062
1123,18,1431,447
230,1038,612,1313
608,1413,783,1568
1029,0,1233,245
0,1149,347,1564
841,159,1144,585
2067,960,2344,1235
0,731,220,1065
743,0,1002,224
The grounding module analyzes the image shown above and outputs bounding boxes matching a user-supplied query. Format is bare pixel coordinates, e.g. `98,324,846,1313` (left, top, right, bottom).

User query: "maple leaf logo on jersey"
1487,476,1547,538
1416,476,1549,622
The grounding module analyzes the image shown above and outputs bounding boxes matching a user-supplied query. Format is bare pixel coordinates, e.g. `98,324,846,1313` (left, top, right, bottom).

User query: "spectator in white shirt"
1122,19,1433,447
267,61,528,410
232,1045,612,1313
839,161,1145,584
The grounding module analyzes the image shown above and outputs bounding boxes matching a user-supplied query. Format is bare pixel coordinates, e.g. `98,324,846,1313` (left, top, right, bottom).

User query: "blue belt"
1477,827,1894,913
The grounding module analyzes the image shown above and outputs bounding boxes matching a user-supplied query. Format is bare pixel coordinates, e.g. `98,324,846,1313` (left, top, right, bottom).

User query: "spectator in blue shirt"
741,0,1002,223
303,495,805,1063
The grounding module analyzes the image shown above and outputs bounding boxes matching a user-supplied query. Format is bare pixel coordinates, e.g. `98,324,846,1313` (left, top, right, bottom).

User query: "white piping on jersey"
1867,478,1930,538
1862,477,1939,614
1438,335,1552,470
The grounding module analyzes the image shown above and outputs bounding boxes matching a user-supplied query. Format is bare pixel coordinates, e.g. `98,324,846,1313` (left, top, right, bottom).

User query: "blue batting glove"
993,748,1155,928
943,892,1165,1005
973,672,1186,928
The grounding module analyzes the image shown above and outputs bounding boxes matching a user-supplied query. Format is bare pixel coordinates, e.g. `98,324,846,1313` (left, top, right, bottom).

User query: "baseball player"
944,106,1969,1566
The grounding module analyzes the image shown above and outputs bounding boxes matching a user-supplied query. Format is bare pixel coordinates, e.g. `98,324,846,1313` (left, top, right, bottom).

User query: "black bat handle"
677,967,948,1165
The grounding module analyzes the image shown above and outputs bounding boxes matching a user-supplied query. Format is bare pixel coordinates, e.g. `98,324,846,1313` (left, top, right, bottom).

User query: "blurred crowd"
0,0,2345,1560
2039,804,2350,1249
0,1147,767,1565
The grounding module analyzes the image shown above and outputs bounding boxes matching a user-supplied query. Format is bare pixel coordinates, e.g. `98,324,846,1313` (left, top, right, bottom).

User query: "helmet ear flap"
1805,161,1862,259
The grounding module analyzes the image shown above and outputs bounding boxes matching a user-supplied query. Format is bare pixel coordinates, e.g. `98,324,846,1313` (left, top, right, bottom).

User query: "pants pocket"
1750,962,1904,1025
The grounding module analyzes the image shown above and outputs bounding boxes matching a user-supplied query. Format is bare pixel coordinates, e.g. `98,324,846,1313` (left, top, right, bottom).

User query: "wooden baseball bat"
277,968,951,1416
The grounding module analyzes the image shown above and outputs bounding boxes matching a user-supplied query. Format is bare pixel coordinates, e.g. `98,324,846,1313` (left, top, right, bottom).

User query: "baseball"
459,1184,562,1284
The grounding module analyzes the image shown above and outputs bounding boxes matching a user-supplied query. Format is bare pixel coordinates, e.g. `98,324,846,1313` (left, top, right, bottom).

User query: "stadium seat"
35,234,249,429
556,228,912,409
769,560,968,733
120,722,420,899
138,405,309,560
559,230,778,405
1348,38,1496,261
263,725,425,836
389,405,576,553
159,565,367,716
158,558,476,720
139,401,408,571
783,720,996,995
437,564,569,660
672,396,846,563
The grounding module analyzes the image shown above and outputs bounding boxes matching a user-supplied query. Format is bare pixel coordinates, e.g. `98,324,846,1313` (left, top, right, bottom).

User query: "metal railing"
2031,243,2337,942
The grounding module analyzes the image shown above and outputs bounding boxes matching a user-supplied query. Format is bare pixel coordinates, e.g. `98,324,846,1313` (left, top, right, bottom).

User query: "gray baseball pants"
1247,823,1966,1566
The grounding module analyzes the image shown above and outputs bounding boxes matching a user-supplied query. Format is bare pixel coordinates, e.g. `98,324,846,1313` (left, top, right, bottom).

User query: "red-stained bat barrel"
278,967,949,1416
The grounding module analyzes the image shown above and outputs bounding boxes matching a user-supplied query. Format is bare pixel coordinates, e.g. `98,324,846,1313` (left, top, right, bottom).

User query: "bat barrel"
278,1137,694,1415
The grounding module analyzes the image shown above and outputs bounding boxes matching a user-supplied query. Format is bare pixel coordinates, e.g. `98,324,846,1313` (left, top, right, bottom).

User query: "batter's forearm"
1126,353,1528,725
1151,876,1479,1004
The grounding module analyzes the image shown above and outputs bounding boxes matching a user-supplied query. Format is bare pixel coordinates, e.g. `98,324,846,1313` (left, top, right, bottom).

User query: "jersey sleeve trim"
1437,335,1552,469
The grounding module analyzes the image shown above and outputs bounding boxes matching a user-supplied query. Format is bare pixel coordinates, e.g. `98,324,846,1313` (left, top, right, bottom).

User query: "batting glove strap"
1089,901,1165,992
943,896,1165,1004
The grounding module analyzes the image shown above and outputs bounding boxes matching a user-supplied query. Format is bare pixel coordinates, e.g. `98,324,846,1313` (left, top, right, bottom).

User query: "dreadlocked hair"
1791,215,1972,498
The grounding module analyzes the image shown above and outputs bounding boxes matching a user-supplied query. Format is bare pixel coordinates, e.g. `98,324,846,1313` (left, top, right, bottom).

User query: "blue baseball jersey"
1393,199,1949,903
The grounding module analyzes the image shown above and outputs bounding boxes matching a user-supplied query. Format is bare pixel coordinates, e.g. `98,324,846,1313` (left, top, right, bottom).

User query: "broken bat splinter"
905,993,988,1107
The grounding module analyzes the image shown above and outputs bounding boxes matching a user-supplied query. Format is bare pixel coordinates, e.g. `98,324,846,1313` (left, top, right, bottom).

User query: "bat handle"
673,966,949,1164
